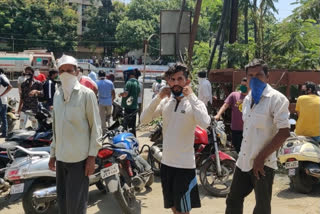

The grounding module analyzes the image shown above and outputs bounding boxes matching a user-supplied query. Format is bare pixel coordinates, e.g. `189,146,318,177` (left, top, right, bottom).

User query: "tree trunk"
229,0,239,44
217,0,231,69
253,0,260,57
244,0,249,62
188,0,203,66
207,0,229,73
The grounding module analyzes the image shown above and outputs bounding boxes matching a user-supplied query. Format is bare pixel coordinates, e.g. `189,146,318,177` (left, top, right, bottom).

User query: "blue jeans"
0,104,7,136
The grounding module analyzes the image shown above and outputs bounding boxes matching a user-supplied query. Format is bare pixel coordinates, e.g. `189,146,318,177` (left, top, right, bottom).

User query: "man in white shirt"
141,63,210,214
0,69,12,137
197,70,212,107
49,55,102,214
225,59,290,214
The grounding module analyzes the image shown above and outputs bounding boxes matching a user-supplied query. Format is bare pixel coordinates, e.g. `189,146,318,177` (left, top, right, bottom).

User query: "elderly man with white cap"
48,55,102,214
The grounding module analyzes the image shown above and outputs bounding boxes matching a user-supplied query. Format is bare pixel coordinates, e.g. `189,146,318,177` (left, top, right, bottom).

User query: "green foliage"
83,0,126,55
0,0,78,52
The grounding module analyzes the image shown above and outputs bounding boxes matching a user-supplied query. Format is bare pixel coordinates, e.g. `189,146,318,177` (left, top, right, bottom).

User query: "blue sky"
273,0,299,21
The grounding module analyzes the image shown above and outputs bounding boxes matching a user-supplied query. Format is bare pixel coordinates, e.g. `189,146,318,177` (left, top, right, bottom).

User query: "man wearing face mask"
18,66,43,130
152,76,166,98
214,77,248,153
119,69,140,136
225,59,290,214
141,63,210,214
48,55,101,214
295,81,320,142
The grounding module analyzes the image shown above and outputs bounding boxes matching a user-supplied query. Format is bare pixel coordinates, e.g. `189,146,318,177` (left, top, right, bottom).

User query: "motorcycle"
147,120,237,176
98,128,153,214
198,120,236,197
1,145,106,214
19,127,153,214
0,104,53,175
278,132,320,194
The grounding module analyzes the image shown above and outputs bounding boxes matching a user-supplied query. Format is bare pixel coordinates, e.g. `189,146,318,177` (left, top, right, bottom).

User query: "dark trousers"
56,160,89,214
226,166,275,214
124,108,137,136
231,130,243,153
0,104,7,136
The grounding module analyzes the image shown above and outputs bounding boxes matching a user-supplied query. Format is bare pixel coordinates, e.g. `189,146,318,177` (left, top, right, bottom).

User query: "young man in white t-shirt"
141,63,210,214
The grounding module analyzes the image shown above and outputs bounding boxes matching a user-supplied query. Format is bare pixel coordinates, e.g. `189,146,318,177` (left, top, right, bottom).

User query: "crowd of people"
0,55,319,214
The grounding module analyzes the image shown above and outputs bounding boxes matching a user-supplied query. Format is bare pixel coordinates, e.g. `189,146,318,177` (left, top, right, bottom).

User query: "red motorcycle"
147,120,236,197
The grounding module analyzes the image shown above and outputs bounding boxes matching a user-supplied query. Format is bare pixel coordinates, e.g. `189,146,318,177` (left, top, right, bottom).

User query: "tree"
0,0,78,53
83,0,126,56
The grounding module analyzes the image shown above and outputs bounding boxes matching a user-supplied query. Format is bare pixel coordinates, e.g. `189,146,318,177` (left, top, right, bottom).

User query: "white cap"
57,54,78,69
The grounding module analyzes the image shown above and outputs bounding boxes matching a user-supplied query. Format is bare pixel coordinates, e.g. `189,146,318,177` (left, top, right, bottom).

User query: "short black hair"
98,70,106,77
49,69,58,77
198,70,207,78
134,69,141,79
78,66,83,73
165,62,189,79
245,59,268,75
25,66,34,74
0,68,4,74
305,81,317,94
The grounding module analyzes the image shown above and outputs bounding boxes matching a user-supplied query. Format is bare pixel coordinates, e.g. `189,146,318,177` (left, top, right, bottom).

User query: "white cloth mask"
59,72,77,102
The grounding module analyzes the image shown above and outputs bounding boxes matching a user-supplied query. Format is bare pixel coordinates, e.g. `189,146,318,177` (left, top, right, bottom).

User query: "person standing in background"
152,76,166,98
97,70,115,133
43,69,58,111
18,66,43,130
0,69,12,137
197,70,212,107
88,70,97,82
214,77,249,153
119,69,140,136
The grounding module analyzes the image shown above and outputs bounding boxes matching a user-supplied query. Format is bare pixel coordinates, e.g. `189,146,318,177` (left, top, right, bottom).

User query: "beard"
171,85,183,97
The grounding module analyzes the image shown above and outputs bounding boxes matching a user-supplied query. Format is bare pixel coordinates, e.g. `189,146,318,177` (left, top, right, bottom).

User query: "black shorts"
160,164,201,212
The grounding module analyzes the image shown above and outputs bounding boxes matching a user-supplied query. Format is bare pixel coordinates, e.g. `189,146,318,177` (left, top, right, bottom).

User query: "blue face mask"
250,78,266,104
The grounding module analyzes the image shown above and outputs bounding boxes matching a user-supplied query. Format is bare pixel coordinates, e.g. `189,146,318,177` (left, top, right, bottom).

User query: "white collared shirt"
198,78,212,106
50,81,102,163
237,84,290,172
141,93,211,169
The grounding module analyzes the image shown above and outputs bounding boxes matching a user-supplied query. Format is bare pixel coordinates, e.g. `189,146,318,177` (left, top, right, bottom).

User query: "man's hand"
48,157,56,171
214,115,221,121
159,87,171,99
182,85,193,97
29,90,39,97
253,155,265,179
119,92,128,98
85,156,95,176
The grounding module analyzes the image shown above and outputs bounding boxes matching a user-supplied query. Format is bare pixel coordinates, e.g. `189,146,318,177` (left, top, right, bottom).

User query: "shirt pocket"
254,113,268,129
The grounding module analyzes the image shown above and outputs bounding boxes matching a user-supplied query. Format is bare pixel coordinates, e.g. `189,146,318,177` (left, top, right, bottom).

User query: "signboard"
160,10,191,56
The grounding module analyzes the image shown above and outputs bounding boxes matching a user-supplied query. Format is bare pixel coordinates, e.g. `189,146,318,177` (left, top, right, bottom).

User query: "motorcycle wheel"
289,168,316,194
22,183,56,214
145,174,154,187
113,178,137,214
147,140,162,176
95,180,107,194
199,159,235,197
